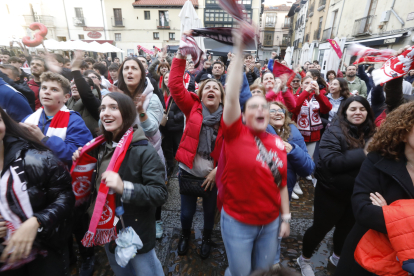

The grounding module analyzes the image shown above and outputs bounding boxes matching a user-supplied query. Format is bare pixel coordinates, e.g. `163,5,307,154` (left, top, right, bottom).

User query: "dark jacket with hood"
335,152,414,276
161,96,185,132
315,118,370,198
1,135,75,251
90,126,168,254
0,71,35,111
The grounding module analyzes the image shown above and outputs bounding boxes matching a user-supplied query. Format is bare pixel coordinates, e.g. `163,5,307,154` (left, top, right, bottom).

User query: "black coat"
315,118,368,198
162,97,184,132
0,71,35,111
335,152,414,276
2,135,75,250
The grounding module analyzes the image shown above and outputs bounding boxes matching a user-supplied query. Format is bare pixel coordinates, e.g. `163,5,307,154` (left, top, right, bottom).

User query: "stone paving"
70,174,336,276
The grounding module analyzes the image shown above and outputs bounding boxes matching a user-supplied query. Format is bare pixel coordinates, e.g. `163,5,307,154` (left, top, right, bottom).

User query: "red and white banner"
327,39,343,59
137,45,154,55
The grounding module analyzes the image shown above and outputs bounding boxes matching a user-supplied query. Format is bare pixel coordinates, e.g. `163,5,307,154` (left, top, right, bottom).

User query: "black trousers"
0,245,69,276
302,184,355,258
162,130,183,169
68,211,94,261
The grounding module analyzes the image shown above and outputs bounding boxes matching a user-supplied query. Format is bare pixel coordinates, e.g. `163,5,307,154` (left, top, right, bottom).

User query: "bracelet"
281,213,291,224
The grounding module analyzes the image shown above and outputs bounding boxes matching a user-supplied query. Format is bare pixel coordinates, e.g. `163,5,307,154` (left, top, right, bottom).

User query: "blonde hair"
40,71,71,94
269,101,296,141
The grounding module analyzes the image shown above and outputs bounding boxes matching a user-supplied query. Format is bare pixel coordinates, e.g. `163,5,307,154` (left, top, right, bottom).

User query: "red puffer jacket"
168,58,223,169
355,199,414,276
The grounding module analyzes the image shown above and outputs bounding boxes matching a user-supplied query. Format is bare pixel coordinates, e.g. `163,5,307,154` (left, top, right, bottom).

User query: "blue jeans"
273,213,283,265
179,169,217,230
221,208,280,276
104,245,164,276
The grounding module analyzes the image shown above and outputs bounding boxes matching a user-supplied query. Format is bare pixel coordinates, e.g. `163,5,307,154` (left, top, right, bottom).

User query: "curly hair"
40,71,71,95
368,101,414,160
269,101,296,141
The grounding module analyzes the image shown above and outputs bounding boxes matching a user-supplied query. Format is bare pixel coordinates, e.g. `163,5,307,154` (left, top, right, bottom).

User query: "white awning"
344,33,404,45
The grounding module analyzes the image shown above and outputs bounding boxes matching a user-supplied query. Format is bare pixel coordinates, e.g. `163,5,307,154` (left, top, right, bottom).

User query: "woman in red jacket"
168,51,224,260
262,72,296,112
221,30,290,276
293,69,332,157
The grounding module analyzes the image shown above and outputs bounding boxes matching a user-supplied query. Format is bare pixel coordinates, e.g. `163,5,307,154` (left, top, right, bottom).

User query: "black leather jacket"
2,135,75,249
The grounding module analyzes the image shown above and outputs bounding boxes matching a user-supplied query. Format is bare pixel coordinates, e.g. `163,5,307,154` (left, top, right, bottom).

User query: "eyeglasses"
247,103,269,110
270,108,285,114
292,80,300,83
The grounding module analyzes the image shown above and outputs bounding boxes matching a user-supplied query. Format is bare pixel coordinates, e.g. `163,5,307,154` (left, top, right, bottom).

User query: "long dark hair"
0,107,49,151
117,57,147,99
309,69,327,89
337,96,376,149
334,78,351,99
100,92,137,143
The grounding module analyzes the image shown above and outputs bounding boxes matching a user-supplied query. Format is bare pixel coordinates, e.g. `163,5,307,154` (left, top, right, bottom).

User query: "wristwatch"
281,213,292,224
139,112,146,118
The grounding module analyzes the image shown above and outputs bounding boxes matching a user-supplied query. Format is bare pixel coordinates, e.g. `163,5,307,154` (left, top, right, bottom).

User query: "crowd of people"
0,30,414,276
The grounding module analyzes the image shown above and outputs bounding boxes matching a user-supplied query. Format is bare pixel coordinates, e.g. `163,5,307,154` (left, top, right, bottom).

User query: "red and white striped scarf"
184,72,199,90
296,96,323,136
24,106,71,140
349,44,396,65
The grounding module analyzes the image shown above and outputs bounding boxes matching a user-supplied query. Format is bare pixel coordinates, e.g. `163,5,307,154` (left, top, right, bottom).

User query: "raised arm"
223,30,244,126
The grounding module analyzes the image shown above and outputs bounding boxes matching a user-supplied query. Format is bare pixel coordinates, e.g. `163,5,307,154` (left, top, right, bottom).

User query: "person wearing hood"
116,56,167,240
72,92,168,276
297,97,376,276
405,69,414,84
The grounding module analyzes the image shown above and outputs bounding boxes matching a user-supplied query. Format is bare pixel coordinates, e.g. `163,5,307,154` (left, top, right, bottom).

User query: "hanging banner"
328,39,343,59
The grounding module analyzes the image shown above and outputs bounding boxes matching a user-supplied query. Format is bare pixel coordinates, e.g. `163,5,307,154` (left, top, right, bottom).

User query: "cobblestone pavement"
71,174,336,276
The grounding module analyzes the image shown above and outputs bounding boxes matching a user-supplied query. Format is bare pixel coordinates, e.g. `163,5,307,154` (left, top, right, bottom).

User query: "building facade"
258,4,292,60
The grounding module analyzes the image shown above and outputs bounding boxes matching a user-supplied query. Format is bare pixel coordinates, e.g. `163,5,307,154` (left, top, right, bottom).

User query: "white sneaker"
297,256,315,276
312,178,317,187
329,255,340,267
306,175,313,181
291,191,299,199
293,182,303,195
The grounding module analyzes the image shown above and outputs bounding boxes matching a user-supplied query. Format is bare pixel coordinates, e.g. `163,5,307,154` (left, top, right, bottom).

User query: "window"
144,11,150,20
237,0,252,4
75,7,84,18
78,34,84,39
263,31,274,47
317,16,323,36
265,15,276,27
113,8,123,26
153,32,159,40
115,33,121,41
159,11,169,27
206,0,218,4
57,36,67,42
169,33,175,40
205,9,234,24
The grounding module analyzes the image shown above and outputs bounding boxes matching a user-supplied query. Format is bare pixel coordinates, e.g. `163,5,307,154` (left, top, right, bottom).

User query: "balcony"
265,23,276,28
23,15,54,27
305,33,310,42
73,17,86,27
281,37,289,46
111,17,125,27
353,16,374,36
322,27,336,40
318,0,326,10
313,30,321,40
307,4,314,17
157,20,170,29
282,23,290,29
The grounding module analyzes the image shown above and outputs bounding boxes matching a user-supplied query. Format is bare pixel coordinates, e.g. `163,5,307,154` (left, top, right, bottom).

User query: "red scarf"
79,128,134,247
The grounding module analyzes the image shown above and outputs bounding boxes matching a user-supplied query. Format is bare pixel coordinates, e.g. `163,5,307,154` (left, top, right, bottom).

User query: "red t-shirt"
221,117,287,225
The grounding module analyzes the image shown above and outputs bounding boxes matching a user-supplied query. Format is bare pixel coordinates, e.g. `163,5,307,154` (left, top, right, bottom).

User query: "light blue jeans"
104,244,164,276
221,208,280,276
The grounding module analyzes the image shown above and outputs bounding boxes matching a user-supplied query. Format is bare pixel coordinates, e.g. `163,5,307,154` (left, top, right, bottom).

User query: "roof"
287,2,299,16
264,5,291,11
132,0,198,7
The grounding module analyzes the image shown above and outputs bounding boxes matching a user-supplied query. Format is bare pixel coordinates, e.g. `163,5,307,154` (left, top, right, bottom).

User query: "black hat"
199,73,214,82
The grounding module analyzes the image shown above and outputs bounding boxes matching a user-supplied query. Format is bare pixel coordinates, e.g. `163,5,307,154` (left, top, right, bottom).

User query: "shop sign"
87,31,102,39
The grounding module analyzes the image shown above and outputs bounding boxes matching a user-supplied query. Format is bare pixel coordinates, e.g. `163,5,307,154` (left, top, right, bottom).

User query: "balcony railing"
282,23,290,29
318,0,326,8
307,4,314,16
322,27,336,40
23,15,54,27
111,17,124,27
73,17,86,27
353,16,374,36
265,22,276,28
313,30,321,40
281,37,289,46
305,33,310,42
157,20,170,29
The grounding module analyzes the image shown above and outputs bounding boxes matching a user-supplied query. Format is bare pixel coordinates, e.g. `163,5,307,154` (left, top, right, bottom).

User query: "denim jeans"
221,208,280,276
179,168,217,230
273,213,283,265
104,245,164,276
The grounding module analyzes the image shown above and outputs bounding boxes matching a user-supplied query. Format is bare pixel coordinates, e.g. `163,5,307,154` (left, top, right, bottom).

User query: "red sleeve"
314,90,333,114
281,89,296,112
286,73,295,89
168,58,197,117
337,70,343,78
265,91,276,102
293,90,310,115
300,70,306,78
223,115,243,142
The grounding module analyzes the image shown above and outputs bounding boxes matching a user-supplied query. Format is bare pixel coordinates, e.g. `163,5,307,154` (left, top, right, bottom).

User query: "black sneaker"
79,256,95,276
